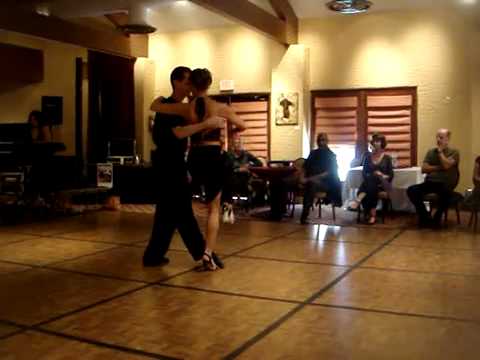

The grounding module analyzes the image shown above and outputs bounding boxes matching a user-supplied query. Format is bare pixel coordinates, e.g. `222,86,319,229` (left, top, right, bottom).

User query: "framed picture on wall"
275,92,298,126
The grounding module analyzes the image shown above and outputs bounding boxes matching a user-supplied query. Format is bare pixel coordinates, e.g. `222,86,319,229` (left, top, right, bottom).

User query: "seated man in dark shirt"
300,133,342,224
407,128,460,228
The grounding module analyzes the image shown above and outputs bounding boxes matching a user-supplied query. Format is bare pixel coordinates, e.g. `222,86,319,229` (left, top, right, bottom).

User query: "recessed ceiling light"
174,0,190,6
460,0,476,5
35,3,50,17
326,0,373,14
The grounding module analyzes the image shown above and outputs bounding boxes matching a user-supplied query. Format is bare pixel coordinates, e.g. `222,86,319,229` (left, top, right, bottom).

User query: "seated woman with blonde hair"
151,68,246,270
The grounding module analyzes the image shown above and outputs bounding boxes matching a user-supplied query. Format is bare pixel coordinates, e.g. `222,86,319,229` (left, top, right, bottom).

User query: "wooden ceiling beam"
190,0,297,45
105,13,129,29
0,2,147,58
268,0,298,44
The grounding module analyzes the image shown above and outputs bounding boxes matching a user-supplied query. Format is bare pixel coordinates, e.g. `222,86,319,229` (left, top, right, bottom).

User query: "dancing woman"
151,68,246,270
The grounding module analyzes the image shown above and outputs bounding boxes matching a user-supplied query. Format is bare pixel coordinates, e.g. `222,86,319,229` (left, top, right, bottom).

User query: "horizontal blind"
312,95,359,145
366,92,415,167
230,100,269,159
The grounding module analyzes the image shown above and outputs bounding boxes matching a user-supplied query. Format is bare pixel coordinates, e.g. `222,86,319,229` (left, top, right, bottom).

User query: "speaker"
41,96,63,125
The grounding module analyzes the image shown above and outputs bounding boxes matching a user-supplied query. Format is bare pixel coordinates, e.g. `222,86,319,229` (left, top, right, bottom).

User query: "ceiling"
289,0,479,18
18,0,480,34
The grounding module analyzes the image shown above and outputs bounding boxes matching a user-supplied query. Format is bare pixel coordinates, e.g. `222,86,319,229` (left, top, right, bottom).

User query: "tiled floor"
1,210,480,359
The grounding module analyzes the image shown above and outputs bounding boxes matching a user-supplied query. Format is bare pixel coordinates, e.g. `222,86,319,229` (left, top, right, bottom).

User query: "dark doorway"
87,51,136,163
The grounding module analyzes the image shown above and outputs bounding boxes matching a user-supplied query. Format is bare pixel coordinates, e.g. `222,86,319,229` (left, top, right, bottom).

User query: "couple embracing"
143,66,245,271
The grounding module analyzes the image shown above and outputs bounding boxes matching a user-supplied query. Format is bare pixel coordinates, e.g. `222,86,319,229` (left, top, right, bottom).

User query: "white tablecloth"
343,166,424,212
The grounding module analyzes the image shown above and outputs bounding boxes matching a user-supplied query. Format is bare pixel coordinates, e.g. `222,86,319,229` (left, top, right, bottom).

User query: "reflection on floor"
1,211,480,359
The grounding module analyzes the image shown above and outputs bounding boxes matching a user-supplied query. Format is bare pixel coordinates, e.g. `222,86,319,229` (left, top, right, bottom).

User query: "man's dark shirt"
304,147,339,179
151,97,187,177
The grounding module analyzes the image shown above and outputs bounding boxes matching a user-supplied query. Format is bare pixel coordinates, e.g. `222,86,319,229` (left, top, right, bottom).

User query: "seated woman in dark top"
464,156,480,211
150,68,246,270
350,133,394,225
28,110,52,143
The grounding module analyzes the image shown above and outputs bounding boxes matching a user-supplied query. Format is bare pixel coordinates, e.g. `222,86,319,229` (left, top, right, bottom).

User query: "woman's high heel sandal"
202,252,218,271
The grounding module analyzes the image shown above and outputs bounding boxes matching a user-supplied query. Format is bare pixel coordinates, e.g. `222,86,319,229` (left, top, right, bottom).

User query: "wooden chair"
468,209,479,232
423,168,463,226
424,192,463,225
356,191,392,224
314,192,337,222
286,158,305,218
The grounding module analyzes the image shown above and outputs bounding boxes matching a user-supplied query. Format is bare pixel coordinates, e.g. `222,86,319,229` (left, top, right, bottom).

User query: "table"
343,166,424,212
250,166,297,220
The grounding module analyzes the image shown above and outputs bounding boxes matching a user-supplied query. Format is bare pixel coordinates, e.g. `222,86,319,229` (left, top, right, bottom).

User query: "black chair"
469,209,479,232
424,168,463,226
356,191,392,224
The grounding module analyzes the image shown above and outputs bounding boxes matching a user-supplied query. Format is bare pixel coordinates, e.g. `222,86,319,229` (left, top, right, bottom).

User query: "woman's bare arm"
217,104,246,131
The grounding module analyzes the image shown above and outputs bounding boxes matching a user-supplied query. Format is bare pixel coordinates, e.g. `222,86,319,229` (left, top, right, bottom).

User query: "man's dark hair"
190,68,212,91
170,66,191,90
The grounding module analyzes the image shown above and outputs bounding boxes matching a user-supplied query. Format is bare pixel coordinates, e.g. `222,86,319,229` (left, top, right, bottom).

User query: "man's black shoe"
143,257,170,267
212,252,224,269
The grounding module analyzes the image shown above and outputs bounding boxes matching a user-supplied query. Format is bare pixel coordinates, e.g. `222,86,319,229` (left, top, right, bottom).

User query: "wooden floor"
1,211,480,359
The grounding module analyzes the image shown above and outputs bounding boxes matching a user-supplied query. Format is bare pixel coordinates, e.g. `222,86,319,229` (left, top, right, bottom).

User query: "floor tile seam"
225,229,321,258
0,237,46,248
33,283,153,328
311,303,480,325
51,235,140,247
42,265,150,285
0,328,26,341
281,237,389,245
383,243,480,252
222,228,406,359
24,327,180,360
230,254,351,267
303,229,407,305
45,244,130,267
154,265,215,284
0,244,127,270
0,258,43,269
282,222,406,231
156,283,303,305
358,265,480,278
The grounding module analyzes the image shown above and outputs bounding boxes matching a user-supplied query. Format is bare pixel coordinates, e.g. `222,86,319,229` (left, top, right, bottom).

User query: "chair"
314,192,337,222
424,168,463,226
468,209,479,232
356,191,392,224
285,158,305,218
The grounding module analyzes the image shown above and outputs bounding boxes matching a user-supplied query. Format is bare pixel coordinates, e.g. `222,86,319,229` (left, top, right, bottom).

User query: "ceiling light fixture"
326,0,373,14
35,3,50,17
119,3,156,34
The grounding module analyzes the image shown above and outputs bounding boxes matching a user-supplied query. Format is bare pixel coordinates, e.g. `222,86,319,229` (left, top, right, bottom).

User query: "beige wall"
149,26,286,96
271,44,310,160
0,31,87,156
471,30,480,174
134,58,156,161
146,10,478,189
300,10,475,190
